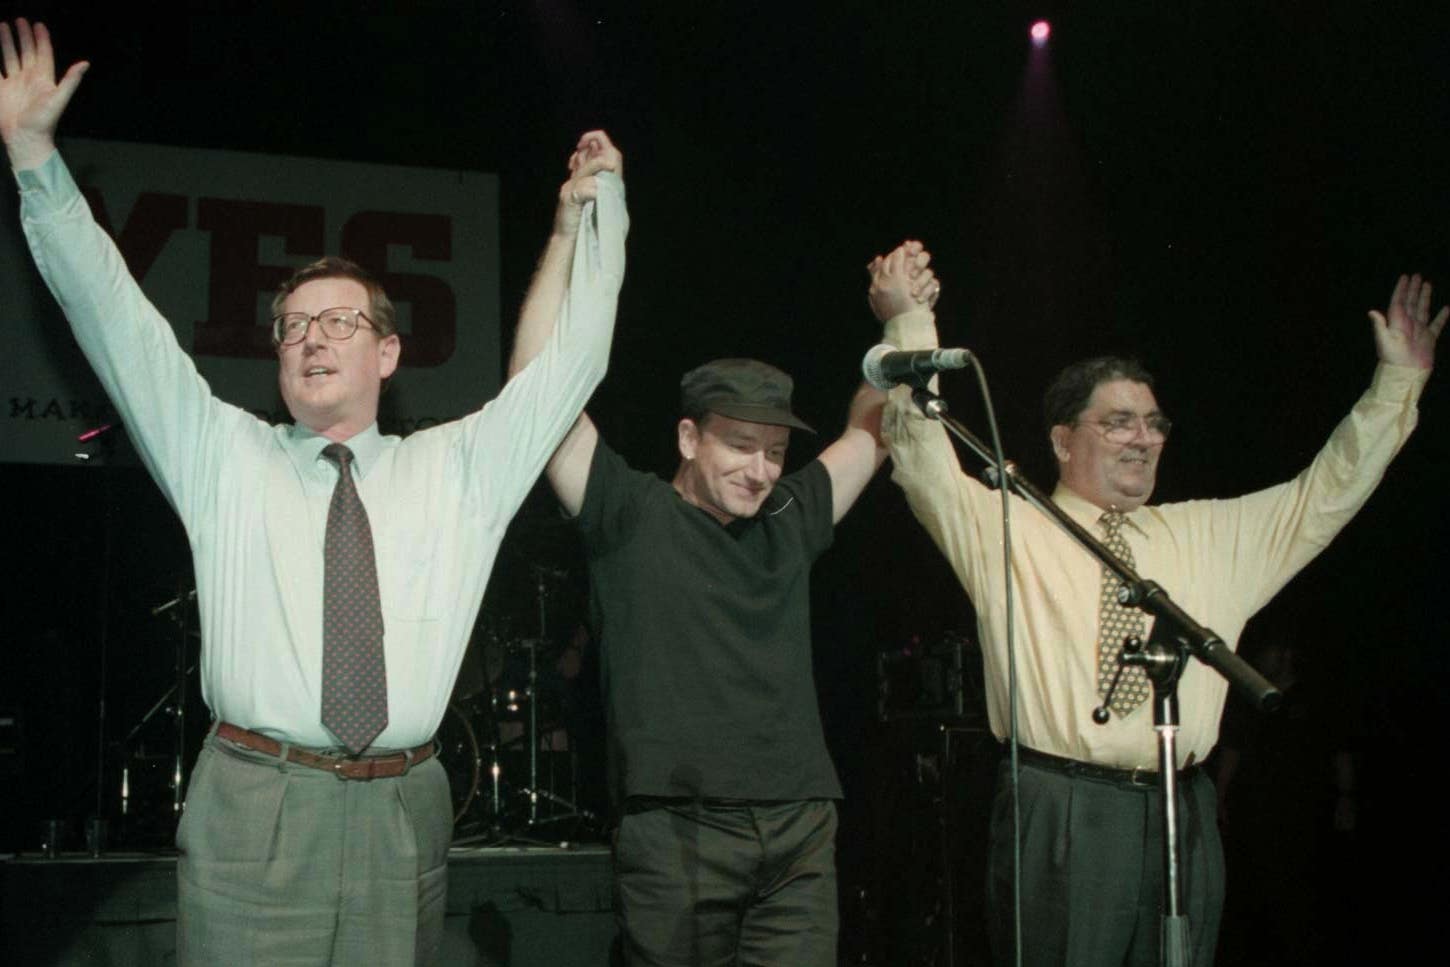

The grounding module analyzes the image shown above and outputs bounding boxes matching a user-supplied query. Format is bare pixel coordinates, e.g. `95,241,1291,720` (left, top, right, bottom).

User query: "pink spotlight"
1030,20,1051,46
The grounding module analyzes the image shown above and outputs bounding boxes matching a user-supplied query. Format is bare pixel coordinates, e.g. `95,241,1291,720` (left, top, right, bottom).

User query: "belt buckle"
331,757,359,780
1129,766,1155,787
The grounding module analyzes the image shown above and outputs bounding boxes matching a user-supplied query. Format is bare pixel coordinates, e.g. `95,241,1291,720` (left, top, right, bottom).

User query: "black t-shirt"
578,440,842,802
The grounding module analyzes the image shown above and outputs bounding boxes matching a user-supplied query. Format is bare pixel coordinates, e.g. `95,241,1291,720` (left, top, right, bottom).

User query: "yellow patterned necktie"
1097,510,1150,716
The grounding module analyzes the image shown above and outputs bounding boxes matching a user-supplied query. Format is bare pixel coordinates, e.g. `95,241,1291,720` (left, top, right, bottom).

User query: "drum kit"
439,564,602,844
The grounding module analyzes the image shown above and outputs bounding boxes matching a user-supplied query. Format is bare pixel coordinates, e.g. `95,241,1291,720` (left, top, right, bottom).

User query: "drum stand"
115,583,196,845
454,567,593,846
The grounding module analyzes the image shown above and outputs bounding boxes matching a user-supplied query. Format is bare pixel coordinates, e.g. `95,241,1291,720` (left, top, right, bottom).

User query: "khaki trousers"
176,729,452,967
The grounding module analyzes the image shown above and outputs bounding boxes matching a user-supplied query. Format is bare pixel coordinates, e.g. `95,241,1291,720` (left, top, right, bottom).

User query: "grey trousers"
614,798,838,967
987,759,1225,967
175,730,453,967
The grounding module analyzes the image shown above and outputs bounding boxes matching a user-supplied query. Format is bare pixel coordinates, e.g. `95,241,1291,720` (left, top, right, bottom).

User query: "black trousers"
613,798,838,967
986,759,1224,967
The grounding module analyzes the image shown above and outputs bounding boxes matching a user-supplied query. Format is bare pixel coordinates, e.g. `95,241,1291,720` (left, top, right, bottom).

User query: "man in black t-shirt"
508,131,942,965
577,359,845,965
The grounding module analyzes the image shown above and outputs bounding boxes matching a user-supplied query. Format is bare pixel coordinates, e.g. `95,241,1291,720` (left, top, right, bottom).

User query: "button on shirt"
881,310,1426,771
16,152,628,749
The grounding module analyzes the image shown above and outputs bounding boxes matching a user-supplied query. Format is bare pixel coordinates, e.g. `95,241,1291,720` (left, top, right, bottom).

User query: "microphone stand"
911,386,1282,967
169,578,192,820
74,422,123,856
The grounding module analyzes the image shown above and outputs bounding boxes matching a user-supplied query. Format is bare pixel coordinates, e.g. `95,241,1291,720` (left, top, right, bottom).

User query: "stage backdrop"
1,137,499,466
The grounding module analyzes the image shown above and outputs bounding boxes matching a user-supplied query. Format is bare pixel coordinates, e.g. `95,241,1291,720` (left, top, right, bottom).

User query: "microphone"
861,343,972,390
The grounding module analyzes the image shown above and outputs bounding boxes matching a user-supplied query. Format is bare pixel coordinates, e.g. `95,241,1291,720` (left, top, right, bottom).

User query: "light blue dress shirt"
17,152,627,748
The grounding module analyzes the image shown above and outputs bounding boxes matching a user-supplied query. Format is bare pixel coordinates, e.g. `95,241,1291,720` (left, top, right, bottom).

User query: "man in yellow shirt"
877,256,1441,966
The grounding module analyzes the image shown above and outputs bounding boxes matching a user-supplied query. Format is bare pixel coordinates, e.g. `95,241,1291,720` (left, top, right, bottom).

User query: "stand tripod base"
1161,913,1191,967
451,825,563,849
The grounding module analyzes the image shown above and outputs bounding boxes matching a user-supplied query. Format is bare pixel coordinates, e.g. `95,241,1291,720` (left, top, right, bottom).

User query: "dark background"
2,1,1447,963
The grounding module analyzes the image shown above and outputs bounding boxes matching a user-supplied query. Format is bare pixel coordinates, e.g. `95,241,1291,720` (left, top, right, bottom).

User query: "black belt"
1014,745,1199,788
622,795,816,815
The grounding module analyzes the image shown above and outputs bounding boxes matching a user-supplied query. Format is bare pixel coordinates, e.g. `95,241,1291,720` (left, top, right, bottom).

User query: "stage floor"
0,846,617,966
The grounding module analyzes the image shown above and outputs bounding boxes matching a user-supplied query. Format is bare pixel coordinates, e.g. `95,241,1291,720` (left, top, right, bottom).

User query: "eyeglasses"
271,307,377,347
1076,413,1173,444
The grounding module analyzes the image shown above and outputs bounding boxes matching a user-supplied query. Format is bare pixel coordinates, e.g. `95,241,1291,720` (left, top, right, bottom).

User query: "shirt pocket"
376,524,443,622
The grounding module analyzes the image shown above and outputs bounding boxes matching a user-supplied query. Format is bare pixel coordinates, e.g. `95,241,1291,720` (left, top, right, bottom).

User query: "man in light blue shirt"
2,18,627,965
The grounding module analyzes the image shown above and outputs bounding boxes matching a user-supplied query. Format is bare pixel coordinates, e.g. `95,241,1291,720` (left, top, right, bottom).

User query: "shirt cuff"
882,307,937,351
1369,360,1431,404
14,149,79,209
595,169,626,202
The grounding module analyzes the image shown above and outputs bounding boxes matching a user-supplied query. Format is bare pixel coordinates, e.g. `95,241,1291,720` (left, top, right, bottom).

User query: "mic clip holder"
1091,632,1191,725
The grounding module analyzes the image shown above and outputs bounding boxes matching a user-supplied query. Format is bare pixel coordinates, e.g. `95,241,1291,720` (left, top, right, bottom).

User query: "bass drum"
434,702,482,825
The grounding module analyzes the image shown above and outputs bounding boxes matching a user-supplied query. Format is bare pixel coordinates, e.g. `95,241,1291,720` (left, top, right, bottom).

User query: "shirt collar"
1050,484,1150,538
282,422,384,481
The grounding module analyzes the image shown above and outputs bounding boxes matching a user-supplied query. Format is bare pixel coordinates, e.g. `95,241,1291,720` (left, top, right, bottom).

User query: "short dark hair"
1042,356,1156,433
270,256,398,338
681,404,714,427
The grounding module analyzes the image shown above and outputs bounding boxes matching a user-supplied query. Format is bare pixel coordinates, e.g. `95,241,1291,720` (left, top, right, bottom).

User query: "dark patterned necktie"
1097,510,1150,717
320,443,388,753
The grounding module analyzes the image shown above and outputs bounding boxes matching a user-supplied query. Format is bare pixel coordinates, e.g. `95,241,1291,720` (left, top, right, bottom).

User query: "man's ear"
677,418,700,461
378,333,401,380
1049,424,1071,464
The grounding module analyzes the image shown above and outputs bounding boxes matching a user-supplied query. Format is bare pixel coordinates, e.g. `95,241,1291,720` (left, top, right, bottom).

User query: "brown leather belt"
215,722,434,780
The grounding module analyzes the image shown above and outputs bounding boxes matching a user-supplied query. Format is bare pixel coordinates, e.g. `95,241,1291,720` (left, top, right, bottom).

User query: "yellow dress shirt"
882,309,1426,770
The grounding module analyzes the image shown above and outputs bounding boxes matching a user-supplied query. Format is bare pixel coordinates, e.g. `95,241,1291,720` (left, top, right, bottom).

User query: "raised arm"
1184,274,1441,614
506,131,623,516
3,19,251,525
817,240,941,523
0,18,88,170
